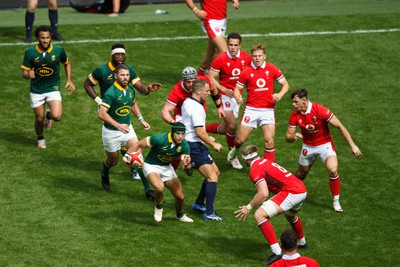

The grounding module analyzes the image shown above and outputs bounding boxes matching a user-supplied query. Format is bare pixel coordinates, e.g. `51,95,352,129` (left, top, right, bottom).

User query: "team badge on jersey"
51,55,56,61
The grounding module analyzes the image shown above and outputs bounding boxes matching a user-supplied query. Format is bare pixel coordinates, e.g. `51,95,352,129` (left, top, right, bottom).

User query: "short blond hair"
250,43,266,55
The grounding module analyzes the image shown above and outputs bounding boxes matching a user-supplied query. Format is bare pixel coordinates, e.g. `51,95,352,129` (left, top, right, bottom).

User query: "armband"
246,204,253,211
94,96,102,105
211,93,222,108
137,114,144,121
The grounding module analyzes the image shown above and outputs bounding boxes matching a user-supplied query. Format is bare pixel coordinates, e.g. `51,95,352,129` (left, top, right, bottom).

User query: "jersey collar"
251,61,266,69
108,61,116,71
113,81,127,91
226,50,241,59
282,253,301,260
301,101,313,115
36,44,53,53
181,80,191,93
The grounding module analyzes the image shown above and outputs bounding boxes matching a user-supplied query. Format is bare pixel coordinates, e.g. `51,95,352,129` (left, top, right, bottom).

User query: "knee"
108,158,118,167
52,114,62,122
254,208,268,223
153,183,165,193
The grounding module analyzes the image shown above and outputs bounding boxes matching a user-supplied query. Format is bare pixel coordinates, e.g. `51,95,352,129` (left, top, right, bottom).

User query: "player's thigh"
324,155,338,176
47,99,62,120
123,126,138,147
211,35,228,54
260,124,275,144
223,110,237,131
164,178,183,198
146,172,164,191
33,105,46,120
236,124,253,144
46,0,57,9
27,0,39,11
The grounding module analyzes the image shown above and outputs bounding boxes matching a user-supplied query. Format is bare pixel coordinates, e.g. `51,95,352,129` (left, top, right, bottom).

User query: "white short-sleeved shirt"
182,97,206,143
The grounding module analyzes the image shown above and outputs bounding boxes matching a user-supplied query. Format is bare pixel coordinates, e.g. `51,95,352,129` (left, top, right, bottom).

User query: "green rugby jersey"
101,82,136,130
21,44,68,94
88,62,139,97
144,132,190,166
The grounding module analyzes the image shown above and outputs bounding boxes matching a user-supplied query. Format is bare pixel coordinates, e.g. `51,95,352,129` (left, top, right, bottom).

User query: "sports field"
0,0,399,266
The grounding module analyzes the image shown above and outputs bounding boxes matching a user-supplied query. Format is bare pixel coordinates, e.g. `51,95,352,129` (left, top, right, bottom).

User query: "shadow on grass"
0,131,35,146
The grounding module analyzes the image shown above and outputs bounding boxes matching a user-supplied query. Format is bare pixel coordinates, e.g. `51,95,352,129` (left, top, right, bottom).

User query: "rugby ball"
123,151,144,167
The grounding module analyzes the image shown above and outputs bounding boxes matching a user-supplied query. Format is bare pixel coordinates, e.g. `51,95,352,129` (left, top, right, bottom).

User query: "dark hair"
35,25,52,38
290,88,308,99
115,63,129,74
111,44,125,50
280,229,298,252
227,32,242,43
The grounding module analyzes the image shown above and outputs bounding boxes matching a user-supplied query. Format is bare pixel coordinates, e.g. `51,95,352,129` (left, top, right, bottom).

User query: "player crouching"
124,123,193,223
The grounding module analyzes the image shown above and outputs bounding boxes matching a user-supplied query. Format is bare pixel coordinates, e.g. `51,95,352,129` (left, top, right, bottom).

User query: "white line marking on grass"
2,28,399,46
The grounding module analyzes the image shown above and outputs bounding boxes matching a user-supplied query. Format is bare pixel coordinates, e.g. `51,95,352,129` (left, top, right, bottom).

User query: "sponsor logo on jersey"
305,124,316,132
36,67,54,76
115,105,131,116
231,68,241,77
157,155,174,162
256,78,266,88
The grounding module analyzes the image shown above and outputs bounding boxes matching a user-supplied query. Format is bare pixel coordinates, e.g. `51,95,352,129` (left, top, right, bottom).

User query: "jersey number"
271,162,292,177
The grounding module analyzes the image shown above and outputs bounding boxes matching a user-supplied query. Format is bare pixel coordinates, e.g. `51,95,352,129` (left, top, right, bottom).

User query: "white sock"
333,195,340,203
271,243,282,255
298,237,306,246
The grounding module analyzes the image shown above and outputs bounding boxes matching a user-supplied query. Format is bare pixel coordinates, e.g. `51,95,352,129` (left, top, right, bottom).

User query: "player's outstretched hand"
352,145,362,158
148,83,162,92
141,120,151,131
234,206,250,221
65,80,76,92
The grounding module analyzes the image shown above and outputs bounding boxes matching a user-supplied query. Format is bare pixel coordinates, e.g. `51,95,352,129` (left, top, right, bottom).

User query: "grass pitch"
0,0,399,266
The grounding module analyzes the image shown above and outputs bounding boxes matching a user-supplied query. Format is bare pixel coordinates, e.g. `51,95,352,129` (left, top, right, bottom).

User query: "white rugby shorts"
221,95,240,118
201,18,227,39
240,106,275,128
299,142,337,166
30,91,62,108
142,163,177,182
102,124,137,152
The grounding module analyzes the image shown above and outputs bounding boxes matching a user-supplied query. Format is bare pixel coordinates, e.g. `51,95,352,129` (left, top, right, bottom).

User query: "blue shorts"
188,142,213,169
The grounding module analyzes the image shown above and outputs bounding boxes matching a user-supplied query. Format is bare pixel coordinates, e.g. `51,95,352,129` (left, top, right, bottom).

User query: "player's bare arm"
329,115,362,157
233,85,243,104
83,78,101,101
195,126,222,152
185,0,207,19
133,80,162,95
132,101,150,131
235,180,269,220
64,62,75,92
286,127,303,142
161,101,176,124
272,77,289,102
